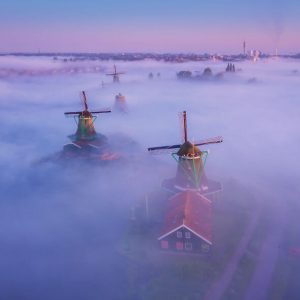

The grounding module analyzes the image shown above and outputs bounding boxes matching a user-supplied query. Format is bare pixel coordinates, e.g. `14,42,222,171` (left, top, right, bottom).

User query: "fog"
1,55,300,299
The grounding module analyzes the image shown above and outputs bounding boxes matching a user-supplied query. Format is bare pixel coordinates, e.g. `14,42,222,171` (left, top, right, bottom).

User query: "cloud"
0,56,299,299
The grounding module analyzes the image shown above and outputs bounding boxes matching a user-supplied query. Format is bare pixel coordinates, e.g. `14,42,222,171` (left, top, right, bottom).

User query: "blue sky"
1,0,299,53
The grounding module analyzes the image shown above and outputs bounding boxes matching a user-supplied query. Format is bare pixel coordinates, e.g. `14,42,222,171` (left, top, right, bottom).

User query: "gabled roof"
158,190,212,244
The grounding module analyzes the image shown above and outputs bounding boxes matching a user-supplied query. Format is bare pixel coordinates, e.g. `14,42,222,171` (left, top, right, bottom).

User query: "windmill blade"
178,111,188,143
147,136,223,155
106,64,125,76
64,111,82,116
194,136,223,147
106,72,126,76
80,91,88,111
65,109,111,116
183,111,188,142
148,144,181,152
106,65,118,76
147,147,181,155
178,112,185,143
90,109,111,114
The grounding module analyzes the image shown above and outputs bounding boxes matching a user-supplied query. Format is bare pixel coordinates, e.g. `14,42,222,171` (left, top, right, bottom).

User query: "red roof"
158,191,212,244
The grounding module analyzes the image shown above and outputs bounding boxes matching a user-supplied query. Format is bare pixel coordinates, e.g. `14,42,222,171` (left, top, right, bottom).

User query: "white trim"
63,142,82,149
169,189,212,204
183,225,212,245
173,185,218,197
174,185,200,192
201,185,223,196
88,143,100,149
79,116,93,120
158,224,212,245
196,193,212,204
179,155,201,160
201,185,209,191
158,225,184,240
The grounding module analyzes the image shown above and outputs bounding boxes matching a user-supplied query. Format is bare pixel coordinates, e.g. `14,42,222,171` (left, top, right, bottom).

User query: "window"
185,231,191,239
161,240,169,249
177,231,182,238
176,242,183,250
201,243,210,252
185,242,192,251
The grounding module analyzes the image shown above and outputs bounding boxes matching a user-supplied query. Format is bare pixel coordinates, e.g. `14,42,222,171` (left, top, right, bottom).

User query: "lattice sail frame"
171,150,208,189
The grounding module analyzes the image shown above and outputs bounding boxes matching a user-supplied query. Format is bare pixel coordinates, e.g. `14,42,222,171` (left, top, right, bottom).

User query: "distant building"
203,67,213,76
226,63,236,72
148,72,154,80
248,49,261,59
177,70,192,79
158,190,212,254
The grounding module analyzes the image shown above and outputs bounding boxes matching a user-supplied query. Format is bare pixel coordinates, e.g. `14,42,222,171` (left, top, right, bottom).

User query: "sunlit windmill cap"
177,141,201,156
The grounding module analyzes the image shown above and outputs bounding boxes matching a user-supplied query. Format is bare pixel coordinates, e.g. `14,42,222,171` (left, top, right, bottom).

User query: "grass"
267,204,300,300
220,252,257,300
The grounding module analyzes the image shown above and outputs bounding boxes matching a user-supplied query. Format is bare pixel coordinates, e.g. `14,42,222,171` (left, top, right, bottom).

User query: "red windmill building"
63,91,119,160
147,111,223,254
148,111,223,198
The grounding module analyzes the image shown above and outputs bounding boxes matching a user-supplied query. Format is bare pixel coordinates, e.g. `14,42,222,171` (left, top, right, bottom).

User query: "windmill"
106,65,125,83
64,91,111,142
114,93,127,113
148,111,223,193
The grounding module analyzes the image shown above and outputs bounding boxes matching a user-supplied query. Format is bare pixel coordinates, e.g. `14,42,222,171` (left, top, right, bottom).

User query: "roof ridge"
183,191,192,223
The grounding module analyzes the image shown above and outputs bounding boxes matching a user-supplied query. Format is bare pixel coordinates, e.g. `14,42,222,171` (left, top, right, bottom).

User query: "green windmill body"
173,141,208,190
76,110,97,140
64,91,111,143
148,111,222,192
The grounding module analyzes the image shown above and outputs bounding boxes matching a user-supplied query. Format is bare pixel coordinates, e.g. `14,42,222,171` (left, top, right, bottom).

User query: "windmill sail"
106,65,125,83
194,136,223,147
147,136,222,153
64,91,111,140
148,144,181,152
65,109,111,116
147,111,223,192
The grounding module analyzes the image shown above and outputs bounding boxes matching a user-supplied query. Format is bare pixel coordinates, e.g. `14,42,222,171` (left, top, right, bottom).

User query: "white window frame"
177,231,183,238
185,242,192,251
185,231,191,239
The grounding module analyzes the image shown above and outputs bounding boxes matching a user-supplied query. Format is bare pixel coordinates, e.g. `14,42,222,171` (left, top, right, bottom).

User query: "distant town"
1,50,300,62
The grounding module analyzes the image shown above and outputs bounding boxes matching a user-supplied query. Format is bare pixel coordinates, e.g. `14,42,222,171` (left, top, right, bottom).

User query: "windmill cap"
80,110,93,117
177,141,202,156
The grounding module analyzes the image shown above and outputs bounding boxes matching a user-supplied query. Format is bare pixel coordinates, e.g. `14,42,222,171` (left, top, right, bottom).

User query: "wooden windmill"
106,65,125,83
148,111,223,193
64,91,111,141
